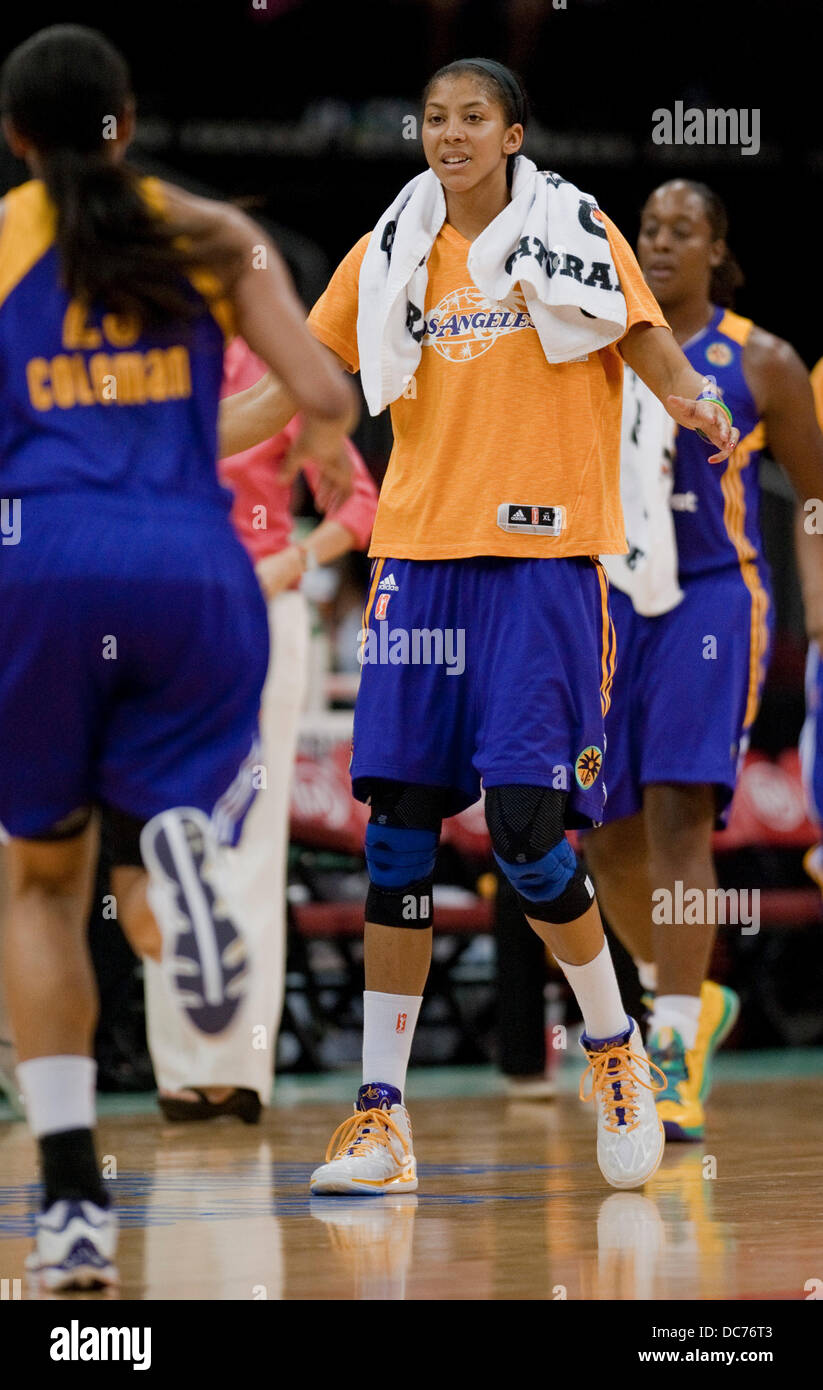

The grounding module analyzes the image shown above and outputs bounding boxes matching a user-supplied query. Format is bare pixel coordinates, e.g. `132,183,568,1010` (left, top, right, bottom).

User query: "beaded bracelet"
695,377,734,443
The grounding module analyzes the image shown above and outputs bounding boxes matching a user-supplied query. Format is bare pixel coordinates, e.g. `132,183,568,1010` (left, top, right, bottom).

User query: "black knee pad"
101,802,147,868
485,785,567,863
365,879,434,929
517,859,596,924
486,784,596,924
367,780,450,832
363,781,448,929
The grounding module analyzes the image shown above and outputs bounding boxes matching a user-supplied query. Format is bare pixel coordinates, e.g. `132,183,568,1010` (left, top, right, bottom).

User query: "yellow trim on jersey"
716,309,754,347
593,559,616,718
0,176,234,340
736,556,770,728
720,424,770,727
143,176,235,342
0,182,56,313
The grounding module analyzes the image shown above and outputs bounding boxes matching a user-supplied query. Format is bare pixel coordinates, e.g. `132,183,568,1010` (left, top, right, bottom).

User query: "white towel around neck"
356,155,628,416
601,366,683,617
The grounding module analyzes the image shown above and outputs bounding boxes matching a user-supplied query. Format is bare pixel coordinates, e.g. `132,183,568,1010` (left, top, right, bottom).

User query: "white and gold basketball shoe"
579,1019,666,1189
310,1084,418,1195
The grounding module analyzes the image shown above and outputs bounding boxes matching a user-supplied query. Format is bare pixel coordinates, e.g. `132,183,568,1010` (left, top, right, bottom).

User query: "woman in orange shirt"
222,58,738,1195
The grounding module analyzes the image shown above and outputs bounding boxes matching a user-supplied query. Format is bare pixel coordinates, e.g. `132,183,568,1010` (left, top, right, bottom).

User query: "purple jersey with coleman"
0,179,269,844
603,306,774,824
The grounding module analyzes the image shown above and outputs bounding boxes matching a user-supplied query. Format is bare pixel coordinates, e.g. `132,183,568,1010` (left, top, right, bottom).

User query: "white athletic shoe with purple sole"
26,1199,118,1292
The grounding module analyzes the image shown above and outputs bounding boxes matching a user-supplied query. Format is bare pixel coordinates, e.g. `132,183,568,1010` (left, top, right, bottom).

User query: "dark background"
0,0,815,719
2,2,819,1071
0,0,819,358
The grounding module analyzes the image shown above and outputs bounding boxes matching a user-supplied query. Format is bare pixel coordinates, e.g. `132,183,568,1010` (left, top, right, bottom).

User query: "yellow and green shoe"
693,980,740,1104
648,982,740,1142
648,1027,703,1141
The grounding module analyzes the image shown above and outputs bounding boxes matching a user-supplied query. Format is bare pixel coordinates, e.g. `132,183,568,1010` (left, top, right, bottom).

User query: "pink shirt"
218,337,377,564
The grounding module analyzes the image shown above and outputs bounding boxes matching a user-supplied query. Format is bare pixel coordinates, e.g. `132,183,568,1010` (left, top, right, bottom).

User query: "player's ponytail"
685,181,745,308
1,26,224,329
422,58,529,187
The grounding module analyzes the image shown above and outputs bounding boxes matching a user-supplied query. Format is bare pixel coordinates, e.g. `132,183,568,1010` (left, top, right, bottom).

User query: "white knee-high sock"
362,991,423,1096
17,1056,97,1136
554,939,629,1041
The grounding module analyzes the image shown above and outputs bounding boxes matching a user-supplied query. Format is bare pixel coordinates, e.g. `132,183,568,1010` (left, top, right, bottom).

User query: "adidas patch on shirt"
497,504,565,536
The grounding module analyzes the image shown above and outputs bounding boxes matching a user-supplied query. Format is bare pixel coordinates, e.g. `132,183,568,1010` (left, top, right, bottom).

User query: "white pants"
144,590,310,1103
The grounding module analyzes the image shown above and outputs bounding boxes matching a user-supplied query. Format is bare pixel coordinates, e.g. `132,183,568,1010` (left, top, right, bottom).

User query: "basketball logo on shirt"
423,285,534,361
575,745,603,789
396,1012,407,1034
705,342,733,367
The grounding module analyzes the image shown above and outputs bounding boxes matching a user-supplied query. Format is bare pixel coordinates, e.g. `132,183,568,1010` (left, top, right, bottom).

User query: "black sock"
39,1128,108,1210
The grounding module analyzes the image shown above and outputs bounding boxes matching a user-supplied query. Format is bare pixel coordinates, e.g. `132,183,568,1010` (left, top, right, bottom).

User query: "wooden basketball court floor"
1,1050,821,1301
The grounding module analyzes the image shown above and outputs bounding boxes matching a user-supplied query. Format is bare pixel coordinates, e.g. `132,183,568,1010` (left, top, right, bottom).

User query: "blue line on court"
0,1160,581,1234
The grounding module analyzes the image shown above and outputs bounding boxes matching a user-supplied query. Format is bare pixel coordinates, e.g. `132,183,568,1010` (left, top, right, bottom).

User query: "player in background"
585,181,823,1140
0,25,355,1290
795,361,823,889
226,59,738,1194
145,336,377,1122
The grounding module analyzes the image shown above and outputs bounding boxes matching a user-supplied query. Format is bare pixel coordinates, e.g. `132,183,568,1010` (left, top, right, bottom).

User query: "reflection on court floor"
0,1056,820,1300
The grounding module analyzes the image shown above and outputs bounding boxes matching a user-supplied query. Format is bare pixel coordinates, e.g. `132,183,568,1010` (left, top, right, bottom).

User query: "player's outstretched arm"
755,333,823,650
158,182,358,481
217,372,298,458
746,330,823,505
619,321,739,463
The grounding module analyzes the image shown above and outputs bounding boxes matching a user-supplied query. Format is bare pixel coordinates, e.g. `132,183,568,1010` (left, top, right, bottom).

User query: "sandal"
157,1087,262,1124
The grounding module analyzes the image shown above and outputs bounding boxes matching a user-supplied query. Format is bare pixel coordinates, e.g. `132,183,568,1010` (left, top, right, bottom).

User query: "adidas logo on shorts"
378,573,400,592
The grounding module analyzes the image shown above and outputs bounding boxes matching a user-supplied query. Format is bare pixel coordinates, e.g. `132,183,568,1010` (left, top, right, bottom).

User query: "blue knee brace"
495,839,595,924
365,823,438,928
365,823,439,888
494,836,577,902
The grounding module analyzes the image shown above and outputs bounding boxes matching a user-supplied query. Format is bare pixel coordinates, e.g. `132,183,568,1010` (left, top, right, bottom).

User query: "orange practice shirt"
308,213,670,561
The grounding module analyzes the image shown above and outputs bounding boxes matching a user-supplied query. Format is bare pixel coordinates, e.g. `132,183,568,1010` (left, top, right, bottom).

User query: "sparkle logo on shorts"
705,342,733,368
423,285,534,361
575,745,603,790
375,593,391,620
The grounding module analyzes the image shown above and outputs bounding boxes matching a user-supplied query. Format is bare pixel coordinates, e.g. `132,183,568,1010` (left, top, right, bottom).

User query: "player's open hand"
279,417,355,502
667,394,740,464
